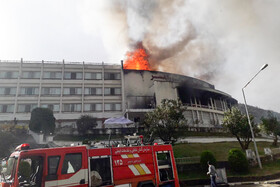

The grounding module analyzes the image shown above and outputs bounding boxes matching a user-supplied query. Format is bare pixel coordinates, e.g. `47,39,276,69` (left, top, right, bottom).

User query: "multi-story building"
0,60,123,128
123,69,237,130
0,59,237,130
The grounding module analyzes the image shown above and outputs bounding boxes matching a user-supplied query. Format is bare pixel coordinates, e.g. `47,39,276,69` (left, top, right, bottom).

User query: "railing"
175,156,200,164
0,60,21,63
183,103,224,112
0,59,120,66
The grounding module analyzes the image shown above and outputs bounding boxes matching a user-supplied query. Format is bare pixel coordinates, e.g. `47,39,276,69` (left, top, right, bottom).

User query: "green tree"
260,112,280,146
29,108,56,135
144,99,187,144
76,115,97,135
222,107,259,151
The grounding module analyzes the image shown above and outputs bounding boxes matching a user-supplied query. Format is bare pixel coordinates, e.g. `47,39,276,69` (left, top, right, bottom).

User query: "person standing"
207,161,218,187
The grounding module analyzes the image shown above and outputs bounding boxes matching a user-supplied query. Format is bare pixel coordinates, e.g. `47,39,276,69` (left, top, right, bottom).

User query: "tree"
222,107,259,151
76,115,97,135
260,112,280,146
29,108,56,135
144,99,187,144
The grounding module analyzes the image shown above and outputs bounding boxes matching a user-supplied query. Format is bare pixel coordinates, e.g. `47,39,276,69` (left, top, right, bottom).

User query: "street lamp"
242,63,268,169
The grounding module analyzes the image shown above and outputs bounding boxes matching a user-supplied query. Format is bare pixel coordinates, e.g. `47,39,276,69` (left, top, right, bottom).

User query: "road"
235,183,280,186
177,137,273,143
54,136,274,146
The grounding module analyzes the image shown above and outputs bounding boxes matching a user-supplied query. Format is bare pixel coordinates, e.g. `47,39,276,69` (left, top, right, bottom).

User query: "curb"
180,172,280,186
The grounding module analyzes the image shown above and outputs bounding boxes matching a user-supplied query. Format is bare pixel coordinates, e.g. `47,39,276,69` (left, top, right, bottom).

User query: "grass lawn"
178,159,280,180
174,141,280,180
229,159,280,177
173,141,276,160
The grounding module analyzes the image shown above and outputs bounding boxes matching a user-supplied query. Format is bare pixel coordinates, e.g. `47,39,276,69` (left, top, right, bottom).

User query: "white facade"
0,60,123,127
0,60,237,130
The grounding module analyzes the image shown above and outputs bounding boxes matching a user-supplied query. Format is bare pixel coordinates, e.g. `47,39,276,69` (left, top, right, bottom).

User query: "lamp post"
242,63,268,169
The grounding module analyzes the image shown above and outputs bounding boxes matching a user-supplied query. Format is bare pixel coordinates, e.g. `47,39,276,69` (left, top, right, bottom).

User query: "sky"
0,0,279,112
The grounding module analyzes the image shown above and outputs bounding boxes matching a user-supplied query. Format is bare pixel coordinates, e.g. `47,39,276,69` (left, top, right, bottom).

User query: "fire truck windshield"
2,157,18,182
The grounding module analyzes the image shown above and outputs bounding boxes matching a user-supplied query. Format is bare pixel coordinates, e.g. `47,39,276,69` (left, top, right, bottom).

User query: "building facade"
0,60,237,130
123,70,237,130
0,60,123,128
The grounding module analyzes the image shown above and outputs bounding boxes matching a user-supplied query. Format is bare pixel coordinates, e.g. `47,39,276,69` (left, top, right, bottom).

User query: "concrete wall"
153,81,178,105
123,70,237,128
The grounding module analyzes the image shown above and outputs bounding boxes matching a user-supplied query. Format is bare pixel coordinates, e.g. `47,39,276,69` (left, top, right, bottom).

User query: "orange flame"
123,47,151,70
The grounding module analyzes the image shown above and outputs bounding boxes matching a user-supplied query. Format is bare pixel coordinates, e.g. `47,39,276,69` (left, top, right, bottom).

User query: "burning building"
121,42,237,130
0,59,236,131
123,69,237,130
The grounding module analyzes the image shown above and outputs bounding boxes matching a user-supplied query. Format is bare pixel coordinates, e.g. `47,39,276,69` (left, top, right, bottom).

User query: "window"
64,72,83,80
84,88,102,95
42,88,61,95
0,87,16,95
3,157,18,182
17,104,37,113
104,88,121,95
20,87,39,95
0,71,19,79
104,103,121,111
63,104,82,112
84,72,102,80
22,71,41,79
41,104,60,112
0,104,14,113
48,156,60,175
157,152,174,182
18,156,43,186
61,153,82,174
63,88,82,95
90,157,112,186
84,103,102,112
43,72,62,79
104,72,121,80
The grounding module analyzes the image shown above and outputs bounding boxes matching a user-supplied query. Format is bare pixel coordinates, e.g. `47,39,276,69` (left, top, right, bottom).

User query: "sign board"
216,168,227,184
246,149,256,160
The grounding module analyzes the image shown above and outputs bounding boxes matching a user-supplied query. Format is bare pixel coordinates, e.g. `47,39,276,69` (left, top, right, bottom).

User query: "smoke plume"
107,0,223,80
80,0,280,112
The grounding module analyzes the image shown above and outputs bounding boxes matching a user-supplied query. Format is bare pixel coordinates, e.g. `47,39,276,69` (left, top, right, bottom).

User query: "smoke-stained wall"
153,81,178,105
123,69,237,128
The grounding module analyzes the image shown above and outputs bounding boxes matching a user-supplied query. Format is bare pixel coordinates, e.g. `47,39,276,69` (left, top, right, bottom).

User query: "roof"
104,117,134,125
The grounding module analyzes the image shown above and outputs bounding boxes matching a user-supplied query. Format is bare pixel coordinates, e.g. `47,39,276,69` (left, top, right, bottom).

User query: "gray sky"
0,0,279,112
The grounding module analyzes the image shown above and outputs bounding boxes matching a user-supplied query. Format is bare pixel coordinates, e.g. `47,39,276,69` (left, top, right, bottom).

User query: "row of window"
0,87,121,96
0,71,121,80
0,103,122,113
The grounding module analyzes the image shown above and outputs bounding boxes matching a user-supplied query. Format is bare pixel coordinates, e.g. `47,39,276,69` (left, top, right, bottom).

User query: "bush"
200,150,217,172
228,148,248,173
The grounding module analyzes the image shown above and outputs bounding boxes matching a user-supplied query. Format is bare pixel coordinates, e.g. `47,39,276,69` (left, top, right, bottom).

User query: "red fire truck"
0,142,179,187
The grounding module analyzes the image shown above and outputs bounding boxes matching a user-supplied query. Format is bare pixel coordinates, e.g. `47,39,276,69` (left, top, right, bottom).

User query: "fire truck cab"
0,143,179,187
